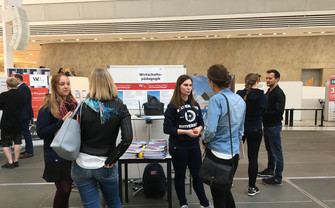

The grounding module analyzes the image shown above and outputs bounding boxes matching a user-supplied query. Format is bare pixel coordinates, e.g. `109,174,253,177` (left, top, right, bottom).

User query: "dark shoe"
20,151,27,155
2,162,15,169
262,177,282,185
13,161,19,167
257,169,274,177
248,186,260,196
19,153,33,159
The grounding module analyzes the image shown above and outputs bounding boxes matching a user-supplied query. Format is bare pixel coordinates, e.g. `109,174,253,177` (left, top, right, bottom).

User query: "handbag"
50,102,82,161
143,96,164,116
199,93,235,189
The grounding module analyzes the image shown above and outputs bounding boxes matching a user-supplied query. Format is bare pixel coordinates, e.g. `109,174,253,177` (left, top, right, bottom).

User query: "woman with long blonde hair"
37,74,77,208
71,68,132,208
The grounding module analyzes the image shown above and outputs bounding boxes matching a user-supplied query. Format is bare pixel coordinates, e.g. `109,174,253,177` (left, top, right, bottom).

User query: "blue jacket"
17,82,34,120
203,89,246,155
36,106,65,163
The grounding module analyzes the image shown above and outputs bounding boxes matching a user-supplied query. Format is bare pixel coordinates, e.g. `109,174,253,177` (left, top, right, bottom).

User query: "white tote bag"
51,102,82,160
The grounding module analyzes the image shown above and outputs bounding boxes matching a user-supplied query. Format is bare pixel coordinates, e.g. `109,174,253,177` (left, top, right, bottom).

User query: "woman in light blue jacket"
203,64,246,208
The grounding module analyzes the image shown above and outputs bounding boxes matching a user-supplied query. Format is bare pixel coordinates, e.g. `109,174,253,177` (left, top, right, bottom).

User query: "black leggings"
206,150,239,208
245,129,263,187
54,179,72,208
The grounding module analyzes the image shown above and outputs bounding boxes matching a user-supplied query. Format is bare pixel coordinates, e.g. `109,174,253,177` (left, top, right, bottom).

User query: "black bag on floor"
143,163,166,198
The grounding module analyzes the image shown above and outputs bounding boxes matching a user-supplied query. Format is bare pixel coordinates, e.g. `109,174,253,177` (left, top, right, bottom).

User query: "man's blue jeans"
71,161,122,208
264,125,284,181
22,119,33,154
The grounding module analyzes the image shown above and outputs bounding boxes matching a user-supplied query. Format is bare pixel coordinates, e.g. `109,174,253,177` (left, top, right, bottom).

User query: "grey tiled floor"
0,123,335,207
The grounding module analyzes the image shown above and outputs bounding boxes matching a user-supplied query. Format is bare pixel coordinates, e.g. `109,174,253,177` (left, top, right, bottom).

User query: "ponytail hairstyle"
243,73,259,101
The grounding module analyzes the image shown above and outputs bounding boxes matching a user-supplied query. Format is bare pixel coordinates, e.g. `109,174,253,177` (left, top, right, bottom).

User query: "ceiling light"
206,35,210,38
150,37,154,39
214,35,218,37
119,38,123,40
76,39,80,41
321,31,325,34
31,40,36,42
142,37,146,40
29,53,33,56
259,33,262,36
283,33,286,35
273,33,277,35
60,39,64,41
307,32,312,34
94,38,98,40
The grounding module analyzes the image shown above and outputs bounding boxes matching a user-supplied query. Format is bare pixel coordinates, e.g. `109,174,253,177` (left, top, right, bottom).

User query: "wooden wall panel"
38,36,335,85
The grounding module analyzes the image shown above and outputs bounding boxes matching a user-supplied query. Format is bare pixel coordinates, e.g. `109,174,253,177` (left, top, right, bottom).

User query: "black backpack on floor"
143,163,166,198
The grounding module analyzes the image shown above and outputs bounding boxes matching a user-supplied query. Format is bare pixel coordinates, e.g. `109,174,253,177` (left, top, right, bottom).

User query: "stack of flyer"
142,139,168,159
121,140,147,159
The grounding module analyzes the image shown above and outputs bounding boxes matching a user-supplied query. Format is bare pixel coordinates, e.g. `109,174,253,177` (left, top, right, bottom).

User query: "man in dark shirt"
14,74,34,159
258,69,286,185
0,77,25,168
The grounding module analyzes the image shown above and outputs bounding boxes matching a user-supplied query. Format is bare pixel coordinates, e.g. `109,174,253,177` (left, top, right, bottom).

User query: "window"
301,69,322,86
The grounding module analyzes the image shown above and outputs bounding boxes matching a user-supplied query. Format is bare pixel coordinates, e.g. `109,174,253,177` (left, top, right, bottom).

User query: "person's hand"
186,129,199,138
62,111,73,121
201,139,208,150
104,163,116,168
192,127,202,136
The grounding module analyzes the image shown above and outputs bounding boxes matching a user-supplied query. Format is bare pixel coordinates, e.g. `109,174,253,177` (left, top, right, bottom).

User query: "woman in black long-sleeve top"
164,75,212,208
71,68,132,208
237,73,268,196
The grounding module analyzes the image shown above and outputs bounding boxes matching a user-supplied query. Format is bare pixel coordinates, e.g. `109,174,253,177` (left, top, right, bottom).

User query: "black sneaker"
248,186,260,196
2,162,15,169
257,169,274,177
262,177,282,185
13,161,19,167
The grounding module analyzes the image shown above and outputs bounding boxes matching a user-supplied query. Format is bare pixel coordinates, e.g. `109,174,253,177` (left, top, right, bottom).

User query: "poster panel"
31,88,49,119
115,82,175,109
328,76,335,121
7,68,50,119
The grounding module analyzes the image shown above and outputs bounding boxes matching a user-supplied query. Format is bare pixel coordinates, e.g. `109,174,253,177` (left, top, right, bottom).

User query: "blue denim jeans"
71,161,122,208
264,125,284,181
22,119,33,154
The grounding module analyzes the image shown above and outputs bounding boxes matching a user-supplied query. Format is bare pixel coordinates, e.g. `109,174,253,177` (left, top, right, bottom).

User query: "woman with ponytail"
237,73,267,196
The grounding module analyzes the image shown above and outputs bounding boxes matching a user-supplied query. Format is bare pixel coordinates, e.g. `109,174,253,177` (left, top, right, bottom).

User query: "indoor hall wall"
38,35,335,85
17,0,335,22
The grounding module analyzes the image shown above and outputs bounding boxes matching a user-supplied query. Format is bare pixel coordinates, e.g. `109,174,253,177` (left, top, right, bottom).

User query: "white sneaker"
181,205,188,208
201,203,214,208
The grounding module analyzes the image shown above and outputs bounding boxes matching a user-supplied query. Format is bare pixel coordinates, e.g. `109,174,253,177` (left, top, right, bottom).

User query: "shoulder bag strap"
71,101,83,120
221,93,234,169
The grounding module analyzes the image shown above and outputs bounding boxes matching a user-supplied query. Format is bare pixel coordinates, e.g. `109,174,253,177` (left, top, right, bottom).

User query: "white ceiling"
1,10,335,65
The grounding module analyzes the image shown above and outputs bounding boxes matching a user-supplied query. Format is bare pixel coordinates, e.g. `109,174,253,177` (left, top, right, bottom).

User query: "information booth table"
118,155,172,208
